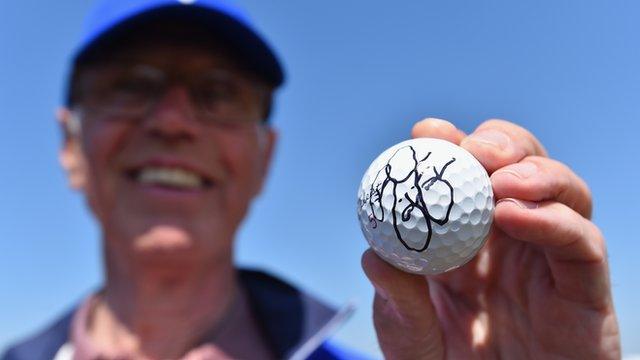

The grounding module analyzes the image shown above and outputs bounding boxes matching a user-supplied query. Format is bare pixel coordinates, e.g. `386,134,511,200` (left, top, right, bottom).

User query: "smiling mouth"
126,166,214,190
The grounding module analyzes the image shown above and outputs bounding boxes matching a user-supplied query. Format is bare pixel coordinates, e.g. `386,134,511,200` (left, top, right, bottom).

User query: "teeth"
136,167,204,189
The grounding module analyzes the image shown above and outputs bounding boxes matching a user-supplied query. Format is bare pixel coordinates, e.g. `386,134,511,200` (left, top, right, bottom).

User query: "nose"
142,86,199,143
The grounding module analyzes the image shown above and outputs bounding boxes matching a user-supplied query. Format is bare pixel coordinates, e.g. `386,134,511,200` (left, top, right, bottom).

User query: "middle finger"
491,156,593,218
460,119,548,173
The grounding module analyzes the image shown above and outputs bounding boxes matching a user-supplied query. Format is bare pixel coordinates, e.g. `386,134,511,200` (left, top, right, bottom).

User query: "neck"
92,244,237,359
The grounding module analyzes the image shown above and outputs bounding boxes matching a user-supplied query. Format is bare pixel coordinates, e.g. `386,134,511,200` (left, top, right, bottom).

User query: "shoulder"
1,308,75,360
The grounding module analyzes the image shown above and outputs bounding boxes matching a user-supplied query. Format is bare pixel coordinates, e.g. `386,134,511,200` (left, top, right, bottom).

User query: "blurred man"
2,0,621,359
3,1,352,359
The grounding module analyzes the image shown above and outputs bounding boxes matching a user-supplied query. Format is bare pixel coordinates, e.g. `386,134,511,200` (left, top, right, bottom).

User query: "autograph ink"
366,145,455,252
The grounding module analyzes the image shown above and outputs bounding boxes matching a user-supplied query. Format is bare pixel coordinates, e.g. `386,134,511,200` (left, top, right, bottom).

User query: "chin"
103,215,232,264
132,224,197,254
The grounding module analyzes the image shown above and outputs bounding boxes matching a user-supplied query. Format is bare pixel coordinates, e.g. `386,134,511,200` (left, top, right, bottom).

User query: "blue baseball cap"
67,0,284,102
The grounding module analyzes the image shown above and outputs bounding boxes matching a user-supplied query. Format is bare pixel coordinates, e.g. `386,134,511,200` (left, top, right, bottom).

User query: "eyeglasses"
74,64,268,124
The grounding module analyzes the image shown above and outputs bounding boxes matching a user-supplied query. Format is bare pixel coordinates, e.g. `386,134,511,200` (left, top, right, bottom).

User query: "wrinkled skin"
362,118,621,359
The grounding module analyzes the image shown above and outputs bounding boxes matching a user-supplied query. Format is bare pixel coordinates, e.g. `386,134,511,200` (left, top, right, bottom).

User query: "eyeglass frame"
67,61,273,125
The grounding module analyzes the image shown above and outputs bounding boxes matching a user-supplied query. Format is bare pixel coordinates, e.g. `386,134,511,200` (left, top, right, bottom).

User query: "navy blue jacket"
2,269,368,360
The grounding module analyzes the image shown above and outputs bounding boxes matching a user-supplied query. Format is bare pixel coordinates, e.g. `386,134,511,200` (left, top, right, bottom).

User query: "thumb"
362,249,444,360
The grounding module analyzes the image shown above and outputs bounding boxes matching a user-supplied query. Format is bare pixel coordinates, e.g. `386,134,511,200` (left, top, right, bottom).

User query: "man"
2,0,621,359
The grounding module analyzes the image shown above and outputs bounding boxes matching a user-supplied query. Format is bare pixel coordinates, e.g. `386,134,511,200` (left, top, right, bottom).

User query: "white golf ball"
357,138,494,275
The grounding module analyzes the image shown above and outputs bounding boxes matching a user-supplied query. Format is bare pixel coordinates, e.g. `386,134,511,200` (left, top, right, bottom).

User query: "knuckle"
582,183,594,218
584,220,607,262
546,203,583,241
476,120,547,157
477,119,530,138
556,160,593,217
588,221,606,251
527,156,593,217
522,155,549,174
478,118,513,130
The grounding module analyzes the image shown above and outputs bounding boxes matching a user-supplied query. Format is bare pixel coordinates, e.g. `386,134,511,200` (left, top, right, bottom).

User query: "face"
59,43,276,264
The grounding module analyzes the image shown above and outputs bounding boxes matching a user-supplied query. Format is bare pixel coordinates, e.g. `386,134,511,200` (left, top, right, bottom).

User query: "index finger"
460,119,548,173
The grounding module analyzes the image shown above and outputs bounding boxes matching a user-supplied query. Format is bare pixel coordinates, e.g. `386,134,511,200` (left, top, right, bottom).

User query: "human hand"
362,119,620,359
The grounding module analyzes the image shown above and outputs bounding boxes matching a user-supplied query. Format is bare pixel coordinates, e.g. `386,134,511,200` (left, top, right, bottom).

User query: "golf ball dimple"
357,138,494,275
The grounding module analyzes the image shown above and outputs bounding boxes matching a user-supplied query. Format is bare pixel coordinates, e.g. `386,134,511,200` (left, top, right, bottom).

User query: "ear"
253,125,277,196
57,107,87,191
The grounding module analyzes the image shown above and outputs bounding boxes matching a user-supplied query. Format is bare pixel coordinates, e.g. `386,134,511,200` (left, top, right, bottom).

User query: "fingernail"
496,198,539,209
497,162,537,179
465,129,511,150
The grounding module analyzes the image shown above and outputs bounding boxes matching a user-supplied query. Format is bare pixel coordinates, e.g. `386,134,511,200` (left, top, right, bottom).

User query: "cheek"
215,129,264,195
80,121,132,210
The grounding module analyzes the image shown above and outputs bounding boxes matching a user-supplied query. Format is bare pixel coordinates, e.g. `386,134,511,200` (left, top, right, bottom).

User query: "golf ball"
357,138,494,275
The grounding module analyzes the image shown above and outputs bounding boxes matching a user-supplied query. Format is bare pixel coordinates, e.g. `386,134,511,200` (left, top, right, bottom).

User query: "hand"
362,119,621,359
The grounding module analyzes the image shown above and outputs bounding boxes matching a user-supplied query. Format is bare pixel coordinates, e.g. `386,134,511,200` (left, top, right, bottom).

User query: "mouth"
126,165,214,191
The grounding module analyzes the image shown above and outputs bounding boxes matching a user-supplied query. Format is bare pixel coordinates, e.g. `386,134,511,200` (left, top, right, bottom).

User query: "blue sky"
1,0,639,357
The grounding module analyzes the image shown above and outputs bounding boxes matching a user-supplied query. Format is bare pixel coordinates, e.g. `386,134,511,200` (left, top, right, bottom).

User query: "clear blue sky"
1,0,639,357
